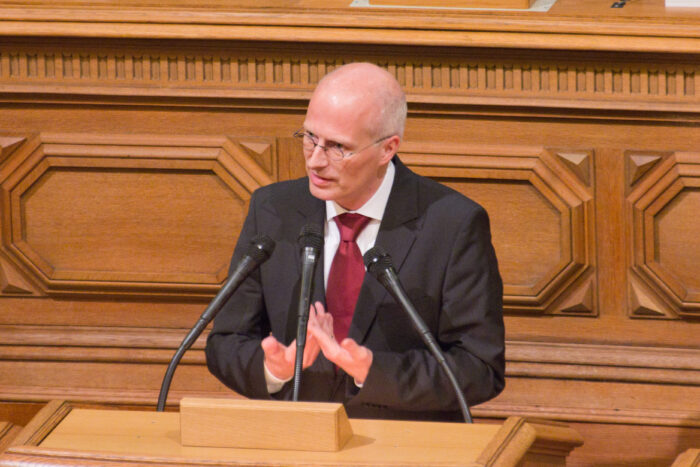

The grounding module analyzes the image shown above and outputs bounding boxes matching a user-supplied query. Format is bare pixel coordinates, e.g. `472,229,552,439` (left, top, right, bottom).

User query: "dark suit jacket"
205,157,505,422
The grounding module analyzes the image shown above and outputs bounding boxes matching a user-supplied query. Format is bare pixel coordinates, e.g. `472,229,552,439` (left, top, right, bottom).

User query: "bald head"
312,63,407,139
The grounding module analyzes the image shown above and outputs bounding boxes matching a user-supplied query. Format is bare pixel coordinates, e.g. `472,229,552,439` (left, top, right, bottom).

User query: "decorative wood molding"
672,449,700,467
2,2,700,55
400,142,595,315
476,417,583,466
8,400,70,448
506,340,700,385
627,151,700,319
0,337,696,430
1,40,700,113
0,421,21,454
3,326,697,378
0,325,201,350
474,402,700,428
0,1,699,38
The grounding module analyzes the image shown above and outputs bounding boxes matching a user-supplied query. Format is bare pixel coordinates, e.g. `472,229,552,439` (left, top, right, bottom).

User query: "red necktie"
326,213,371,343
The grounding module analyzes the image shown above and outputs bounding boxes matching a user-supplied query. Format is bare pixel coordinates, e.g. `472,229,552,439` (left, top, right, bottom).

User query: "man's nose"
306,143,329,168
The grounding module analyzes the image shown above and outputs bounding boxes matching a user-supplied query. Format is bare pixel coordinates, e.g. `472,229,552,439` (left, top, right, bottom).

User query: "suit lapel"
349,158,420,344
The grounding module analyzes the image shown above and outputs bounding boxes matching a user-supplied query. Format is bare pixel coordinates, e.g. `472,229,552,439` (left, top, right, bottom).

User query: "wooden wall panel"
0,134,273,297
627,150,700,319
0,2,699,464
401,143,595,315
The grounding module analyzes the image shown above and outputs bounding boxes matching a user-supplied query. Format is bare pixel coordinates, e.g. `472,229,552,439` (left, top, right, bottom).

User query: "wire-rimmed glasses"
293,129,392,161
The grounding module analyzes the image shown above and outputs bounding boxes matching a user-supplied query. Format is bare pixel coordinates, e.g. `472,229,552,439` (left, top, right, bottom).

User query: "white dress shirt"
265,161,396,393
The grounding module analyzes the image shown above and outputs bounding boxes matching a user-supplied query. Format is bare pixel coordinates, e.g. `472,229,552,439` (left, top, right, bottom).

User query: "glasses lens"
326,147,345,161
300,133,316,151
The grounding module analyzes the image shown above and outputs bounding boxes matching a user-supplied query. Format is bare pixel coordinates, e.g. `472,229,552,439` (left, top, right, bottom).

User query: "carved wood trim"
474,403,700,428
1,8,700,56
1,1,700,41
672,449,700,467
1,40,700,113
3,325,697,372
0,421,21,454
507,340,700,385
0,325,205,350
9,401,70,448
476,417,583,466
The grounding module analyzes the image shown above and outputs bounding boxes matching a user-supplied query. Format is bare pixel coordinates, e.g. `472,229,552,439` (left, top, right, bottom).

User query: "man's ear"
380,135,401,164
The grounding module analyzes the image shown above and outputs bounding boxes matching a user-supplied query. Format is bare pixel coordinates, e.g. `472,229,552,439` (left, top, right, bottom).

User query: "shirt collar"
326,160,395,222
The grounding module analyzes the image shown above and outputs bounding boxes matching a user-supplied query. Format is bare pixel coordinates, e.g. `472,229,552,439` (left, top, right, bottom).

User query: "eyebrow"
304,129,352,149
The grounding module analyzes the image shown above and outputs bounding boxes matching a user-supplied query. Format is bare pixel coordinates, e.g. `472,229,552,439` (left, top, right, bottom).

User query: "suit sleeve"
352,205,505,412
205,191,274,400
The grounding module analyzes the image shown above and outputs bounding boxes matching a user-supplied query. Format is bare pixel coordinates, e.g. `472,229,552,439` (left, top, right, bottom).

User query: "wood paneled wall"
0,1,699,465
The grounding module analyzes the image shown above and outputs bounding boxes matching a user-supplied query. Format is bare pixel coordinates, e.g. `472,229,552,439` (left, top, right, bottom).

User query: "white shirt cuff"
264,361,292,394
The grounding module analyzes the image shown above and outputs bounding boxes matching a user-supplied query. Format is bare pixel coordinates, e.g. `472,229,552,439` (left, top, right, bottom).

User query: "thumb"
261,335,283,357
340,338,361,355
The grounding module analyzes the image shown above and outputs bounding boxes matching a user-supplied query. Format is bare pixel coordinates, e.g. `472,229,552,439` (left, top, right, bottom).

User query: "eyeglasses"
293,129,392,161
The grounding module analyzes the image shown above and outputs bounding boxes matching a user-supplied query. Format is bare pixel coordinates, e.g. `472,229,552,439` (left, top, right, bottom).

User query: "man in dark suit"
205,62,505,421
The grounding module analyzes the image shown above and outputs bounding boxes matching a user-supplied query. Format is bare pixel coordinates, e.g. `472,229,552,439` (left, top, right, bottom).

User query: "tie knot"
334,213,370,242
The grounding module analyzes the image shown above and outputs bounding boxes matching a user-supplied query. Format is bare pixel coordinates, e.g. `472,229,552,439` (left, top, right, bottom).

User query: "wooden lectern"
0,400,583,466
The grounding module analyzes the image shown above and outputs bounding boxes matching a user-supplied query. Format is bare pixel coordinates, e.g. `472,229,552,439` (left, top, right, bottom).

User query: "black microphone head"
363,245,394,278
247,234,275,263
298,223,323,251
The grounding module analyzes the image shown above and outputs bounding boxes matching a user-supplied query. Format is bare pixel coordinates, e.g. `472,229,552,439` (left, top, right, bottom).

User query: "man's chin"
308,180,335,201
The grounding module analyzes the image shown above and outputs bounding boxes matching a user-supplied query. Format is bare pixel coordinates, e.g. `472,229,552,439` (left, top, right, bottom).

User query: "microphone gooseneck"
292,223,323,401
363,246,473,424
156,234,275,411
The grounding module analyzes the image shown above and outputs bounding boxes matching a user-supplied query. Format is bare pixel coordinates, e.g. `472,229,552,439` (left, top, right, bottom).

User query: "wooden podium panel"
0,401,583,466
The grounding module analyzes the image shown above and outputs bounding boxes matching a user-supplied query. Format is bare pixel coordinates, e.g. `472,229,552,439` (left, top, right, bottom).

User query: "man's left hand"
308,301,373,385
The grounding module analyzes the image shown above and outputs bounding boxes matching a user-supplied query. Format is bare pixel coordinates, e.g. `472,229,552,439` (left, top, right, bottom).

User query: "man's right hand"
261,302,332,381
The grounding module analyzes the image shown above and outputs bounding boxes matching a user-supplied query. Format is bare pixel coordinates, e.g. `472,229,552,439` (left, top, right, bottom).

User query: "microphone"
292,224,323,401
156,234,275,412
363,246,473,423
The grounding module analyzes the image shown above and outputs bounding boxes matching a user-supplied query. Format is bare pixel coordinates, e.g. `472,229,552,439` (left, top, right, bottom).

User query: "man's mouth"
309,171,333,185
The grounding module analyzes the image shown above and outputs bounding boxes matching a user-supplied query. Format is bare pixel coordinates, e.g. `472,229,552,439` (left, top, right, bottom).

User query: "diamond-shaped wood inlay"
0,256,38,295
627,153,663,186
0,136,26,163
629,275,674,318
558,277,595,315
240,141,274,177
555,150,592,186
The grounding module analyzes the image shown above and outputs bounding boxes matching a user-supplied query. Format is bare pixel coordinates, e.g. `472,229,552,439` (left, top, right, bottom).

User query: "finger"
307,305,321,334
320,313,334,337
309,321,342,357
302,340,320,368
313,301,327,316
309,306,334,339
